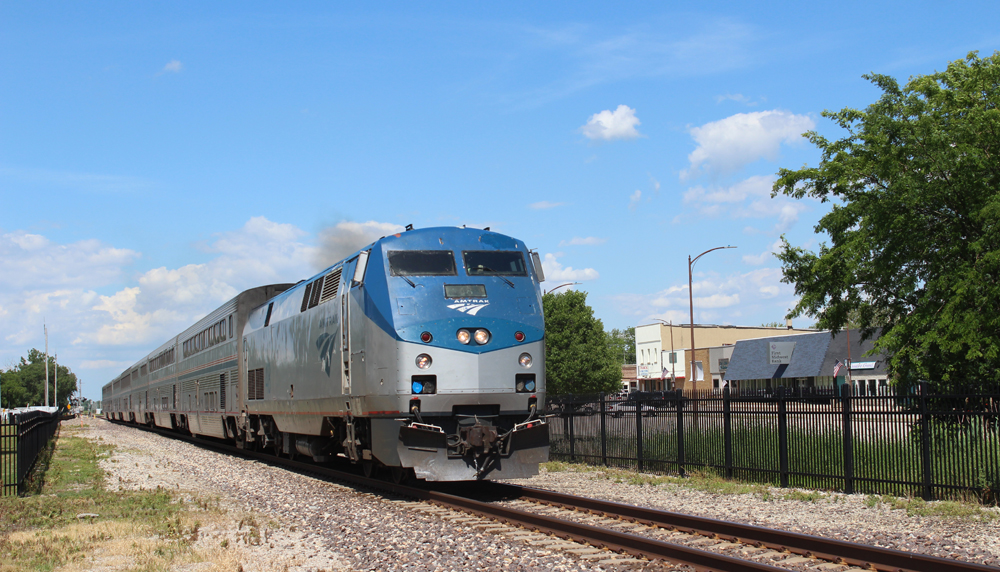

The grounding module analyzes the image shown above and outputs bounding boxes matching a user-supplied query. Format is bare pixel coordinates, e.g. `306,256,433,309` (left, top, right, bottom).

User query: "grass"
541,459,998,523
0,420,294,572
550,416,1000,503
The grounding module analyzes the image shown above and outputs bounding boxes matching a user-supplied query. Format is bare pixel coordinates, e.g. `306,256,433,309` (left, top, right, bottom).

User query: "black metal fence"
1,409,61,497
546,383,999,502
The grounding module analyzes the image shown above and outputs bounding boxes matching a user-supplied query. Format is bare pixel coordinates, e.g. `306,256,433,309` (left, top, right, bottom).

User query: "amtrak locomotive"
102,226,548,481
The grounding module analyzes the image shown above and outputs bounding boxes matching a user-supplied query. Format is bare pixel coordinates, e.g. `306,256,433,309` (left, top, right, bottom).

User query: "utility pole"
44,323,49,407
54,352,58,409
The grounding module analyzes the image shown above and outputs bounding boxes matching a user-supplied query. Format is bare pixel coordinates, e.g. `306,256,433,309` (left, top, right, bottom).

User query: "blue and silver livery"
102,226,548,481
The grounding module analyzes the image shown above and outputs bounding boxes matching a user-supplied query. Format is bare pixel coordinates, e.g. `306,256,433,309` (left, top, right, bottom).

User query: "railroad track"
124,422,995,572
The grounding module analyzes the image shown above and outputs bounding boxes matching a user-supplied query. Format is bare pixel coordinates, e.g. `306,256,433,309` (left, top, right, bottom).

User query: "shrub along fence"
1,408,61,497
545,383,999,502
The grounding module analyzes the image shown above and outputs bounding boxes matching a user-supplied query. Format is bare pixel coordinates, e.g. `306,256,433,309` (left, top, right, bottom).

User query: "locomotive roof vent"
405,223,414,231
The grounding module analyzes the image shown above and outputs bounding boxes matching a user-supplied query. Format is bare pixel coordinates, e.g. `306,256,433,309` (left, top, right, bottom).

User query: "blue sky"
3,2,999,401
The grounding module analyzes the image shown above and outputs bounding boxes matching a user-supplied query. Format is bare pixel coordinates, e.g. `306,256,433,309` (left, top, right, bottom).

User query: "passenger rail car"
103,226,549,481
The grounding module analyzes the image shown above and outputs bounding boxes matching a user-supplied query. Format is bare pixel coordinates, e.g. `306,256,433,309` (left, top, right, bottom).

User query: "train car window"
463,251,528,276
444,284,487,299
388,250,457,276
228,315,233,338
264,302,274,327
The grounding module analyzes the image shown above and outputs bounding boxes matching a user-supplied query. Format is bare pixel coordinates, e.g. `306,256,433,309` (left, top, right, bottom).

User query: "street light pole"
688,246,736,392
544,282,580,295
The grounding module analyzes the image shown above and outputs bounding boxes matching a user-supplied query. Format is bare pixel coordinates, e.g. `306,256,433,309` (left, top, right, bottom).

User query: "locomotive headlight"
516,379,526,392
474,329,490,345
519,352,532,368
456,329,471,344
415,354,432,369
524,379,536,392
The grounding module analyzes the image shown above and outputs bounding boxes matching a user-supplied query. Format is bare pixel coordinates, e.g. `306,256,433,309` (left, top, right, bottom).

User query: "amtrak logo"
447,298,489,315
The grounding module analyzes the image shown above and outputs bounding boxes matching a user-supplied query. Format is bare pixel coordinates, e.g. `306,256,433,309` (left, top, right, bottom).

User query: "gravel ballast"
84,419,999,571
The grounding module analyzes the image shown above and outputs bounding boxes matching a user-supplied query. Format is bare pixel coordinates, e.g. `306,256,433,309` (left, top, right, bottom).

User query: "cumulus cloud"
683,175,809,232
0,217,364,400
79,359,133,370
628,190,642,211
0,231,139,289
161,60,183,73
743,238,784,266
315,220,404,270
529,201,566,210
682,110,814,178
541,253,599,282
612,267,793,326
579,105,642,141
558,236,607,246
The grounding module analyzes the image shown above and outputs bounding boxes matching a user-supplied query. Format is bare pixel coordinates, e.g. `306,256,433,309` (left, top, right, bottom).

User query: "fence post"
635,395,644,472
919,382,932,500
841,382,854,495
568,404,576,462
723,386,733,479
778,386,788,488
676,389,686,477
600,393,607,467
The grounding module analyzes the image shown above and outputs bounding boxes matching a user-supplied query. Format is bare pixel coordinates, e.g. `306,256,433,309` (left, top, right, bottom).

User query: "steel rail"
128,425,787,571
483,482,997,572
115,422,996,572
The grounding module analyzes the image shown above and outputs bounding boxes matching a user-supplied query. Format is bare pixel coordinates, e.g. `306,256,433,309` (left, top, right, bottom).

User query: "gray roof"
724,329,887,381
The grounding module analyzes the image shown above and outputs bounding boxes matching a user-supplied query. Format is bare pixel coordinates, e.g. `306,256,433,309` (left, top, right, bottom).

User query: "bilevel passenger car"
102,226,549,481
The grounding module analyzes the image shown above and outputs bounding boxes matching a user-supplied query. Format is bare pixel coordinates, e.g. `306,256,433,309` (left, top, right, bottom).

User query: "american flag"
833,359,844,377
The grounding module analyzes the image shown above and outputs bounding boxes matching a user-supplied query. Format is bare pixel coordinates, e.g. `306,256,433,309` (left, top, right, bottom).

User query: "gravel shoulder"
85,419,999,571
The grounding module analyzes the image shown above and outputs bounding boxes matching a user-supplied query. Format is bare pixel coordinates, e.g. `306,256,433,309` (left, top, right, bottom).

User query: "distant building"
620,364,637,393
723,329,889,394
635,322,818,392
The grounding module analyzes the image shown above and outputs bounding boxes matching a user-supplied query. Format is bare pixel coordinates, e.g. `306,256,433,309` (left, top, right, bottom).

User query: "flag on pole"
833,359,844,377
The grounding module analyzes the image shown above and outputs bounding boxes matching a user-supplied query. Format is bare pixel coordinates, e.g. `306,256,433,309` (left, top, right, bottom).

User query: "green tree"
543,290,621,395
0,368,26,409
2,349,79,408
773,51,1000,393
608,327,636,365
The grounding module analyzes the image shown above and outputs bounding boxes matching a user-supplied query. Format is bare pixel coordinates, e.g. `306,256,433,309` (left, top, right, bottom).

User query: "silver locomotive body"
102,226,548,481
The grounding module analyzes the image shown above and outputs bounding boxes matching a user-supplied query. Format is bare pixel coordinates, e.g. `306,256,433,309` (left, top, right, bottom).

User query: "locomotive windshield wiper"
474,266,515,288
399,275,417,288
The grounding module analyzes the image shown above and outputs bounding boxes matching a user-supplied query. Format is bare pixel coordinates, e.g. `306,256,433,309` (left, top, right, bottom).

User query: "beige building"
635,322,818,392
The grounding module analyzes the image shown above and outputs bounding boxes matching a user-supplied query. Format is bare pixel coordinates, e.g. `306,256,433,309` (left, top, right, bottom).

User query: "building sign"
638,365,650,378
850,361,877,370
718,358,729,372
769,342,796,365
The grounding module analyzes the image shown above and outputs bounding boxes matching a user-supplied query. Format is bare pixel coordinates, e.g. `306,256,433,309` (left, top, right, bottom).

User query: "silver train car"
102,226,549,481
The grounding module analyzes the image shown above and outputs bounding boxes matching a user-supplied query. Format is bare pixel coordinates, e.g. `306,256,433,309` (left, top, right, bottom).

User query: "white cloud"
315,220,404,270
579,105,642,141
682,110,814,178
529,201,566,210
558,236,606,246
612,267,793,326
162,60,183,73
743,238,784,265
0,231,139,289
715,93,750,104
79,359,133,370
541,253,599,282
683,175,810,232
628,189,642,211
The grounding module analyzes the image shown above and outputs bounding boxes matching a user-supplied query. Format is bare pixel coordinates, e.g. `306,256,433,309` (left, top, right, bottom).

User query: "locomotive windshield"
463,251,528,276
388,250,457,276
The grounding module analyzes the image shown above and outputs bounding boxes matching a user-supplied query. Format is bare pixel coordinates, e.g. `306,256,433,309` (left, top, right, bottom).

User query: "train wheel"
362,460,375,478
390,467,413,485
